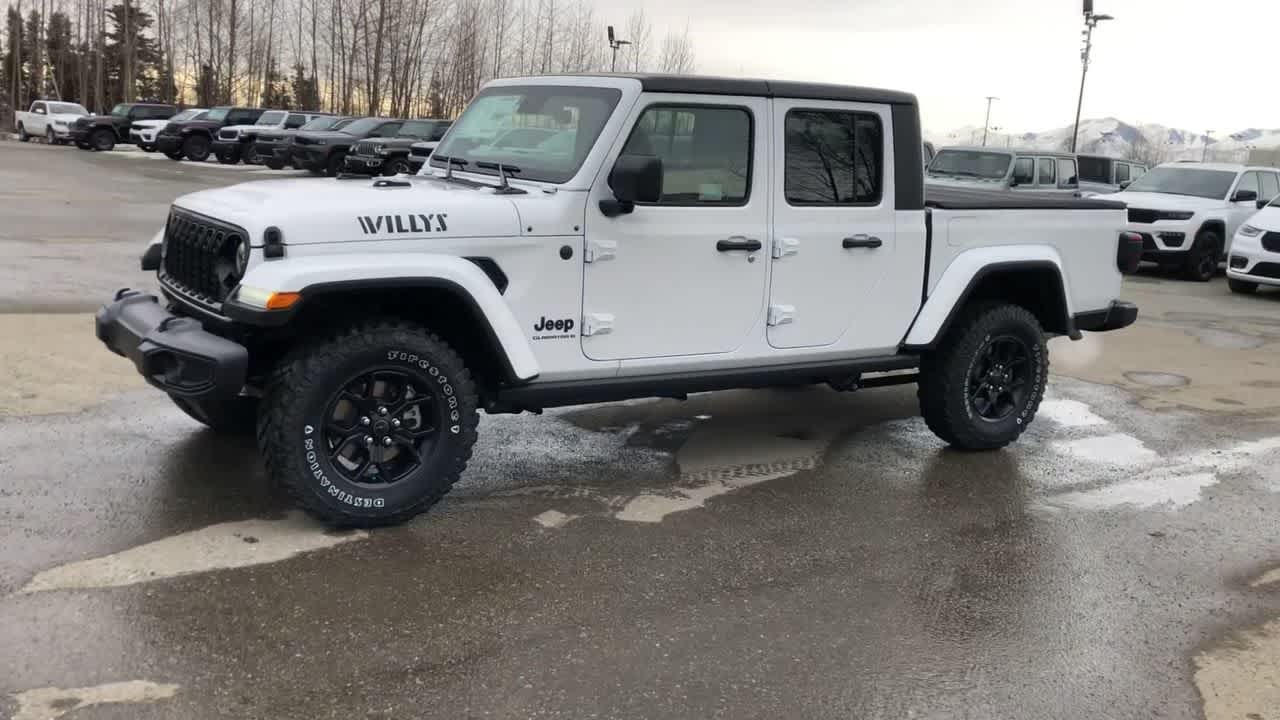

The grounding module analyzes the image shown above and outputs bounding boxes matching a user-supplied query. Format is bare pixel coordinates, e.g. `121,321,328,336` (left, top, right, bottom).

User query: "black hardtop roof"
560,73,917,107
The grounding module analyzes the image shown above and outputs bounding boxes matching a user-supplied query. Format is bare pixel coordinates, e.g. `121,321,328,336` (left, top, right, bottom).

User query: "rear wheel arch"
906,261,1072,349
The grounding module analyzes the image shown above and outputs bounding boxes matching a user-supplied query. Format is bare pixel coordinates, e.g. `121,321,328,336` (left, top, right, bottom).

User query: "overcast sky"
625,0,1276,134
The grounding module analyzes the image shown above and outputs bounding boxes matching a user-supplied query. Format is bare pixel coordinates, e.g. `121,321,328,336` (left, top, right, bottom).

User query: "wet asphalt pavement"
2,141,1280,719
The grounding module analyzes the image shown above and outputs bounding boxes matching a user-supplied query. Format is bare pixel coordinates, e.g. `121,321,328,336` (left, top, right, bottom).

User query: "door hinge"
582,312,615,336
584,240,617,263
767,305,796,327
772,237,800,259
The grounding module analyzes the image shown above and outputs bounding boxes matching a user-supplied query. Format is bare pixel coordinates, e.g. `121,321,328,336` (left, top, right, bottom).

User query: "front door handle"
842,235,883,249
717,237,763,252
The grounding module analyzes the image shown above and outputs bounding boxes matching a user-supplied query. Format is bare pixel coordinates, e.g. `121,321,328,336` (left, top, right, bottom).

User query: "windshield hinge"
584,240,617,263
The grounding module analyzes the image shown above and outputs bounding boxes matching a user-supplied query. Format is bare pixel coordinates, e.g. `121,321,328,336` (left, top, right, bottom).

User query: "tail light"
1117,232,1143,274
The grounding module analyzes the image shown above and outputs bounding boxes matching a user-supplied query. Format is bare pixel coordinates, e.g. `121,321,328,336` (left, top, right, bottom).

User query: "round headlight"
234,238,250,277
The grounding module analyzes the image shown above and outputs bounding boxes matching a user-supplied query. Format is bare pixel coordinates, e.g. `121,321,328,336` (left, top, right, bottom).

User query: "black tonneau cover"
925,184,1124,210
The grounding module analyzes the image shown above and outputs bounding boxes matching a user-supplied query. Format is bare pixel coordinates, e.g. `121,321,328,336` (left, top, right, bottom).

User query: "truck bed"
925,183,1124,210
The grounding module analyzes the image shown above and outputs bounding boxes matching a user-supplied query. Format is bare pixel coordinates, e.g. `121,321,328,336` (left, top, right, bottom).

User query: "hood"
296,130,356,144
171,175,524,245
132,118,171,129
166,119,222,132
44,112,86,123
925,176,1009,189
72,115,107,127
1110,191,1227,211
1246,205,1280,231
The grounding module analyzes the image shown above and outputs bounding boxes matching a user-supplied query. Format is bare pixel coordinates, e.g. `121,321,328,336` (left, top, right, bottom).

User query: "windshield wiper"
435,154,468,181
475,161,526,195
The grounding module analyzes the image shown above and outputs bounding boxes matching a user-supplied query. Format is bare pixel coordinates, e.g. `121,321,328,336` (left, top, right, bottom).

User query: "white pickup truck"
95,74,1141,527
15,100,89,143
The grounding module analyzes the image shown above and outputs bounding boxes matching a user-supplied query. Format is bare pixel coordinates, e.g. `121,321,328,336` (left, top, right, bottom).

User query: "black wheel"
216,152,239,165
164,150,184,160
385,158,411,176
1228,278,1259,295
91,128,116,151
1182,230,1221,282
918,303,1048,450
182,134,211,162
266,158,284,170
46,127,56,144
17,124,29,142
244,145,263,165
171,394,259,434
325,152,346,177
258,322,480,527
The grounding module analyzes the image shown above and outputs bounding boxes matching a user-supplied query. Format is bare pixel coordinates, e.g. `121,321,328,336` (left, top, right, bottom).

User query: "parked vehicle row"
1227,193,1280,294
132,108,206,151
71,102,179,151
213,110,334,165
927,146,1147,195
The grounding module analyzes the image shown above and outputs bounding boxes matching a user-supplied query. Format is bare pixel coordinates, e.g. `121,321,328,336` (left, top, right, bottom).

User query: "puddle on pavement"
1038,399,1109,427
1124,371,1191,388
1053,433,1159,466
1186,328,1268,350
10,681,178,720
18,512,365,594
1194,569,1280,720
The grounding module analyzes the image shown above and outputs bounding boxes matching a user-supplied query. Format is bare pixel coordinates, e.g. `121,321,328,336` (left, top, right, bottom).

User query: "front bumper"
70,127,91,143
95,290,248,400
1125,220,1194,258
1074,300,1139,334
344,154,385,173
130,129,158,145
293,146,331,170
211,139,243,160
1226,234,1280,287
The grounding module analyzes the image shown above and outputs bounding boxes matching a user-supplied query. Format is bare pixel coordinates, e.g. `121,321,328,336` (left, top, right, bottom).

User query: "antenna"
608,25,616,44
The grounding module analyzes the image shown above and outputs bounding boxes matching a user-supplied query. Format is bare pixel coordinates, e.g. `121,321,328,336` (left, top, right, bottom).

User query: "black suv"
70,103,178,151
291,117,404,176
155,106,267,162
254,116,354,169
343,119,452,176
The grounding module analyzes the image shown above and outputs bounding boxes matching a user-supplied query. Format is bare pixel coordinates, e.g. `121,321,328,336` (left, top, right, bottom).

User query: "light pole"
1070,2,1113,153
982,96,998,147
607,26,631,73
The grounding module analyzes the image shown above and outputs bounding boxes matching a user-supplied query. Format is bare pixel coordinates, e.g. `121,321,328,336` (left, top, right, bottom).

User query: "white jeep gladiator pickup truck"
15,100,89,143
95,74,1140,527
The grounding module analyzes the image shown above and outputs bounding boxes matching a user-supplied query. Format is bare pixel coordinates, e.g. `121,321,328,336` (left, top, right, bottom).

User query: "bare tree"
1126,133,1168,167
623,8,651,72
658,23,694,75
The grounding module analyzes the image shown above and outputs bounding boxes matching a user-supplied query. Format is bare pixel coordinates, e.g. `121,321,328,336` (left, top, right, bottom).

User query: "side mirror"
1119,180,1132,190
1008,178,1019,188
1234,189,1259,203
601,154,663,217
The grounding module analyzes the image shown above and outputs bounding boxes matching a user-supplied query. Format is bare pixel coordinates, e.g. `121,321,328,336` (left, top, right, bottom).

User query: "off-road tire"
257,321,480,528
918,303,1048,450
171,394,260,434
265,157,284,170
385,158,411,176
183,134,211,162
91,128,115,151
45,127,56,144
17,123,29,141
216,151,239,165
325,152,346,177
1182,229,1221,282
1228,278,1259,294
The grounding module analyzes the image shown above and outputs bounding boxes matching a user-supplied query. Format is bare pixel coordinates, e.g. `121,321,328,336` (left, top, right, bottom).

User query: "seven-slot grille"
352,140,378,155
160,209,246,306
1127,208,1159,223
217,128,239,141
1262,231,1280,253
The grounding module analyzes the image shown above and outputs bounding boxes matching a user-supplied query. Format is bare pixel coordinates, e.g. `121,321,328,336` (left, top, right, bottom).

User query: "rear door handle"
717,237,763,252
842,235,883,249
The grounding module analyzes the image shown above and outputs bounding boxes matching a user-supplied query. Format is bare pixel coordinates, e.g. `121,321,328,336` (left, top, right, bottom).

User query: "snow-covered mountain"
925,117,1280,164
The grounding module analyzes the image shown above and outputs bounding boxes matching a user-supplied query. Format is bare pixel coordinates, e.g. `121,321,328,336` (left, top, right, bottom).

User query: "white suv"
1116,162,1280,281
1226,196,1280,294
131,108,206,151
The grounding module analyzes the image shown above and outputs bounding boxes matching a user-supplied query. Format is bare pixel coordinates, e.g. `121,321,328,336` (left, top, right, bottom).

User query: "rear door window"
1115,163,1130,184
1037,157,1056,186
1012,158,1035,186
1260,172,1280,203
1057,158,1078,188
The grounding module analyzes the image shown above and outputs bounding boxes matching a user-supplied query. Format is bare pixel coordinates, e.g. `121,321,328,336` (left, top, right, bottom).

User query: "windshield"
1124,166,1236,199
205,107,231,123
169,109,203,122
48,102,87,115
110,104,129,117
928,150,1013,180
340,118,392,136
430,85,623,183
397,120,437,138
301,116,341,131
256,111,286,126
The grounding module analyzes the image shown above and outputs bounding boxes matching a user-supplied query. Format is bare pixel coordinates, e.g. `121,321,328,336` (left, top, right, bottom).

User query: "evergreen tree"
261,57,290,108
104,2,162,103
45,11,78,101
289,63,319,110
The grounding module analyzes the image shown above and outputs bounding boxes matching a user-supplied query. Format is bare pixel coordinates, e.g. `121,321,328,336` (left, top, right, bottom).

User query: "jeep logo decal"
356,213,448,235
532,315,576,341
